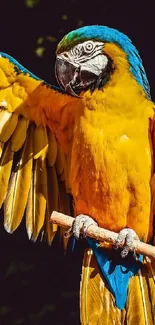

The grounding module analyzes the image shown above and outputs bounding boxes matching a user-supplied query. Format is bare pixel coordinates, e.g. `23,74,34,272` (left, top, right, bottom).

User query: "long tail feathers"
80,249,155,325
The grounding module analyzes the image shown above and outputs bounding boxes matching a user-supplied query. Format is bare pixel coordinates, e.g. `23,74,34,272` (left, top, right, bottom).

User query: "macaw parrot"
0,25,155,324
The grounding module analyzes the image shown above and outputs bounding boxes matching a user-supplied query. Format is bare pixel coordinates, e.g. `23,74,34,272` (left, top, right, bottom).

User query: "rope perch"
50,211,155,259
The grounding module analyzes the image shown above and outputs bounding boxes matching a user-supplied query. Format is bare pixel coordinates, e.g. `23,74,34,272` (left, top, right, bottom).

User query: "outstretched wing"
0,52,78,244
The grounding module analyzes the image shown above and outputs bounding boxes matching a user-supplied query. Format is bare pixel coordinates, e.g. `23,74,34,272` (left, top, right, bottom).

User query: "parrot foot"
115,228,140,258
65,214,98,239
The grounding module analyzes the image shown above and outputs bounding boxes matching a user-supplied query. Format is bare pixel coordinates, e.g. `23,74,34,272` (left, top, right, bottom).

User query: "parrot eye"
84,41,94,53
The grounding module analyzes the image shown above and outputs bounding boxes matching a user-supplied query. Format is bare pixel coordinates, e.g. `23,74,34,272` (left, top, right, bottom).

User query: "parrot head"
55,25,150,99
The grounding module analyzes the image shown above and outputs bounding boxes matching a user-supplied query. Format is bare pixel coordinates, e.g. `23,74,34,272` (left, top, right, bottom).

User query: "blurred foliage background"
0,1,154,324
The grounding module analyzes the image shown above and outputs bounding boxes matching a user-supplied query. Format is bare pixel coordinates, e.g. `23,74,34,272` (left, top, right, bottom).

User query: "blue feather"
0,52,65,94
87,238,143,310
0,52,41,81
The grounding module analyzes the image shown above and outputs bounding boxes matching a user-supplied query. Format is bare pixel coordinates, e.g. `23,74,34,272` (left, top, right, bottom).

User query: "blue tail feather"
87,238,143,310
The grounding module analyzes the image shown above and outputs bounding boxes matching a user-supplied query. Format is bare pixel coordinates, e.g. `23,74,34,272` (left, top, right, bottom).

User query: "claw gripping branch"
50,211,155,259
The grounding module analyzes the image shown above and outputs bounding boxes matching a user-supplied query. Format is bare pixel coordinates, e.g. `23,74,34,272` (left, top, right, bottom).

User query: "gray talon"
72,214,98,239
64,227,73,238
115,228,139,258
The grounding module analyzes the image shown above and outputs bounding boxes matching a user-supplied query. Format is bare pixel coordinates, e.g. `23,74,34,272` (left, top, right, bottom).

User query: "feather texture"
55,144,66,176
0,52,77,242
26,158,47,241
4,126,33,233
80,250,155,325
80,248,125,325
0,110,18,142
0,142,4,158
33,126,48,160
0,142,14,207
11,117,29,152
56,144,70,193
45,165,59,244
58,180,72,250
47,131,57,166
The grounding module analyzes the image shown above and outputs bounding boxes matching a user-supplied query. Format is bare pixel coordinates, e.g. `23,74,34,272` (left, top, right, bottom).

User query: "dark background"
0,1,154,324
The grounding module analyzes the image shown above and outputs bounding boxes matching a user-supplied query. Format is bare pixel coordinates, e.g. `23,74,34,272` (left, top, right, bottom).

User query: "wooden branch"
50,211,155,259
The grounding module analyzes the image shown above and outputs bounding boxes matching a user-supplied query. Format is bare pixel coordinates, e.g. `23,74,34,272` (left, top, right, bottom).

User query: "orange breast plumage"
70,81,154,242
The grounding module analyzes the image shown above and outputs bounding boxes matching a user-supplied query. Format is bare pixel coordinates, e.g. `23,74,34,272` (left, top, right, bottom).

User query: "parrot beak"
55,57,81,97
55,57,98,97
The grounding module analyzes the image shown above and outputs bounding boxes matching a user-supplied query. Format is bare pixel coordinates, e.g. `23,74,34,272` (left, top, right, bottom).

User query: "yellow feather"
127,276,146,324
55,144,70,192
145,258,155,323
138,269,150,325
0,141,4,158
26,158,47,241
33,126,48,160
0,110,18,142
11,117,29,152
58,180,71,250
55,144,65,175
47,131,57,166
4,127,33,233
126,263,154,324
60,170,65,182
0,57,17,88
25,175,33,240
45,165,59,245
0,110,11,129
151,174,155,214
55,144,70,193
64,155,71,193
0,142,14,207
80,250,155,325
60,157,70,193
58,180,71,215
80,249,124,325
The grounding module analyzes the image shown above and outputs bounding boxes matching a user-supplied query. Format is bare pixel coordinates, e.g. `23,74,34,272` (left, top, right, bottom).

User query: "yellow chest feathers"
69,75,154,238
73,75,154,179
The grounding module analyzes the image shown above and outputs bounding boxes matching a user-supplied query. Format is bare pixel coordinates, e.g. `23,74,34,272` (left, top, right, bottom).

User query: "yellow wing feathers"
0,110,18,143
0,55,75,243
0,117,60,242
47,131,58,167
11,117,29,152
0,142,14,206
4,126,33,234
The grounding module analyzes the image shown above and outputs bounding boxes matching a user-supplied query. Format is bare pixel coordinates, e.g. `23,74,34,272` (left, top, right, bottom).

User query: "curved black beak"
55,57,81,97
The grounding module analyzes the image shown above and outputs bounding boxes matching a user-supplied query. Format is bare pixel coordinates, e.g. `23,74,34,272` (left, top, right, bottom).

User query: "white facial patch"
71,41,104,62
80,54,108,76
71,40,104,59
58,41,105,65
59,41,108,77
